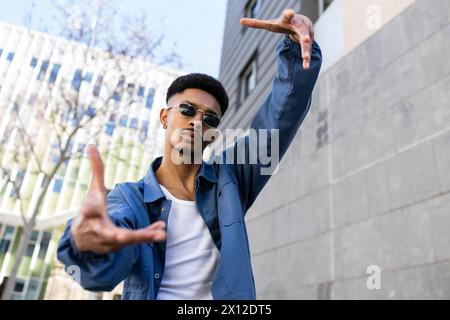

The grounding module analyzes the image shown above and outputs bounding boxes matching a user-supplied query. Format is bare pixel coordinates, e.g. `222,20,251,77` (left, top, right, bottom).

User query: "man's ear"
160,108,168,128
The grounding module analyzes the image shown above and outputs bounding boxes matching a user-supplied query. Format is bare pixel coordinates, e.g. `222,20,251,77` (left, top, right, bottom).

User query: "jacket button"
154,273,160,279
161,207,165,212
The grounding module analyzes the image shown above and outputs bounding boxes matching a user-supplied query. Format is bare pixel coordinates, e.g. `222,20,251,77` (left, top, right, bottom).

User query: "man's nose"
189,114,204,127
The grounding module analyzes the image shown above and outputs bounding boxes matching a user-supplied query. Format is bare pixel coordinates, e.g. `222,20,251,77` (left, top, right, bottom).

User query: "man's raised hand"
71,145,166,254
240,9,314,69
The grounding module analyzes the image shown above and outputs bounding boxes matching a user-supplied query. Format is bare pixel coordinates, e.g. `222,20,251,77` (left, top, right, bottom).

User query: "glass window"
0,226,14,254
85,105,96,118
76,143,86,154
93,75,103,96
30,57,38,68
119,116,128,127
38,232,51,259
72,69,82,90
112,91,121,103
24,278,40,300
48,64,61,84
130,118,138,129
240,55,257,103
245,0,260,18
84,72,93,83
10,170,26,199
137,86,145,97
37,60,49,80
127,83,135,95
109,113,117,122
25,230,39,257
139,121,149,142
105,123,115,136
52,179,63,193
13,279,25,293
145,88,155,109
6,52,14,61
40,175,50,188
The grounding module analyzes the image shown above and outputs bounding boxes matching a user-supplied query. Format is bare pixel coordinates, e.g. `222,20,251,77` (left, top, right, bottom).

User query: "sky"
0,0,228,78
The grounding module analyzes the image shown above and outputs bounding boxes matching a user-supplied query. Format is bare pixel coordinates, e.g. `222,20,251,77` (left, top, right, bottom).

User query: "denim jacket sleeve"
230,35,322,211
56,186,138,291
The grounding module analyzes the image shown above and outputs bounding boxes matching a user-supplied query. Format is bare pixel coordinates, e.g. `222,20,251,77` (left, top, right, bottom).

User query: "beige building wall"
341,0,416,54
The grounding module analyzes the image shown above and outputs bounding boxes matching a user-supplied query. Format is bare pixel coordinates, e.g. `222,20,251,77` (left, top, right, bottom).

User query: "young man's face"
161,88,222,161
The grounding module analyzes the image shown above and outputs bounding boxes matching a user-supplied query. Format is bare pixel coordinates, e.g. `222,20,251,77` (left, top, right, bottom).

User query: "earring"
163,123,167,129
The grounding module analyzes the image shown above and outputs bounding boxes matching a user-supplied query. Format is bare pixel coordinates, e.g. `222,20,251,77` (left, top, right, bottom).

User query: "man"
57,9,322,300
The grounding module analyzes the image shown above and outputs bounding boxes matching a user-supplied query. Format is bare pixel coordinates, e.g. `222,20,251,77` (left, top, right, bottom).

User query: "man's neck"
155,149,201,201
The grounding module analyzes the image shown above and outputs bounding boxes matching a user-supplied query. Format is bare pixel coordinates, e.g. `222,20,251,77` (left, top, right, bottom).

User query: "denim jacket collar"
143,156,218,203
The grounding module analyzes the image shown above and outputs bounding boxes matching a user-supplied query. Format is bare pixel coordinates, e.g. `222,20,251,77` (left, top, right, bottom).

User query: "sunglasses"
167,103,221,128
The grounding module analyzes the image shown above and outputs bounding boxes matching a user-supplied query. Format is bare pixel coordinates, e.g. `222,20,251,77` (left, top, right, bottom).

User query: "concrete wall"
341,0,416,55
237,0,450,299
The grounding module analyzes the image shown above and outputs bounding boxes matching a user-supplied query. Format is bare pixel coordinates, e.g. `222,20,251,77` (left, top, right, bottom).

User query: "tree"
0,0,180,300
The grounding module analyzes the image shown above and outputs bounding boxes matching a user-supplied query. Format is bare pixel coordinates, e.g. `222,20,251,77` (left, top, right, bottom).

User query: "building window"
37,60,49,80
6,52,14,61
127,83,135,95
105,123,115,136
0,226,14,254
48,64,61,84
139,121,149,142
40,174,50,188
119,115,128,127
84,72,93,83
11,279,25,299
10,170,25,199
240,54,257,103
52,179,63,193
25,230,39,257
130,118,138,129
85,105,96,118
93,75,103,96
72,69,82,90
303,0,334,23
112,91,122,103
30,57,38,68
24,278,40,300
245,0,261,18
137,86,145,97
145,88,155,109
38,232,51,259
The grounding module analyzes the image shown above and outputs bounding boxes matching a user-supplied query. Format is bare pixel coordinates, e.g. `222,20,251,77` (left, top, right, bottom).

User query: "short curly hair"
166,73,229,116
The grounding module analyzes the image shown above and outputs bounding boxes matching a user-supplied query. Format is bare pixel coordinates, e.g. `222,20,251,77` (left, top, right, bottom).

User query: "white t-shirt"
156,184,220,300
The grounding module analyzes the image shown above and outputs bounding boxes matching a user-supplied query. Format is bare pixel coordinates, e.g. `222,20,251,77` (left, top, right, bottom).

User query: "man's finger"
240,18,294,34
299,34,312,69
281,9,295,24
87,145,106,192
115,223,167,246
291,19,312,69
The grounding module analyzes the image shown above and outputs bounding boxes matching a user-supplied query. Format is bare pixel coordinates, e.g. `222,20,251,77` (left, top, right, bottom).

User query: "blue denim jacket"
57,35,322,300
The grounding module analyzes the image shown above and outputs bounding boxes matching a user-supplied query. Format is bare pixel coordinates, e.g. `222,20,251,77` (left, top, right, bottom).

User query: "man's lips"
182,129,201,139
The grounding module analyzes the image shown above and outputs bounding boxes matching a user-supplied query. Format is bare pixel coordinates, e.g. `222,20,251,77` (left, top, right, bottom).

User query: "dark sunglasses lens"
204,114,220,128
179,104,197,117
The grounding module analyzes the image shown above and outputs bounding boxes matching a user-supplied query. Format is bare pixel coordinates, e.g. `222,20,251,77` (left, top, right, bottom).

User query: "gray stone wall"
220,0,450,299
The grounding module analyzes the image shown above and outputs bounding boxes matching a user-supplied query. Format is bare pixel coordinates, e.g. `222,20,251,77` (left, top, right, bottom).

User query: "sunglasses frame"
166,103,221,128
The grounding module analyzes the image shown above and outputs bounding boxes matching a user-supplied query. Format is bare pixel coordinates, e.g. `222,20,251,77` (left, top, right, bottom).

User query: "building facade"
219,0,450,299
0,21,182,299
